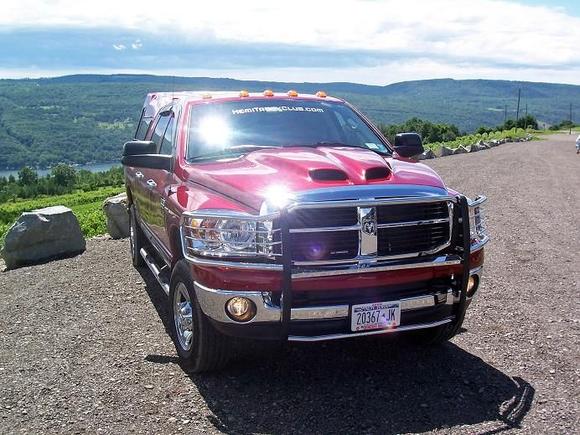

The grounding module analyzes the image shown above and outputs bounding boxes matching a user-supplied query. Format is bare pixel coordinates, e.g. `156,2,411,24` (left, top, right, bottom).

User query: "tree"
51,164,77,188
17,166,39,186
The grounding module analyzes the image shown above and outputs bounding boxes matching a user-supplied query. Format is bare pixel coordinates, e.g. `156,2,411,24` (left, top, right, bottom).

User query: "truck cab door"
147,110,177,259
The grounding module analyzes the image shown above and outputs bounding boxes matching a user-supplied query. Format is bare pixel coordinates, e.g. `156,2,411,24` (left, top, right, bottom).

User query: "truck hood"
183,147,447,211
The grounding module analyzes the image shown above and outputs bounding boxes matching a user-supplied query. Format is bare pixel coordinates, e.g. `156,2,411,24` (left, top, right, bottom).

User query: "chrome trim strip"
358,206,378,256
287,318,453,342
292,256,462,279
287,195,456,210
400,294,436,310
193,282,281,324
377,217,449,229
290,225,360,234
293,258,358,267
470,265,483,275
291,305,349,320
470,235,490,253
467,195,487,207
183,209,279,221
186,255,283,271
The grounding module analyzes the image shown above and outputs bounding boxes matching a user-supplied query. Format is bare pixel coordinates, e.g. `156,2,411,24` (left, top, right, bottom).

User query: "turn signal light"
226,297,257,322
316,91,327,98
239,90,250,97
263,89,274,97
287,89,298,97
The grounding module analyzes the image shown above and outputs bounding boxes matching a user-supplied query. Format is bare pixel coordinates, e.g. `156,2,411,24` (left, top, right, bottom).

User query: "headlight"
181,210,279,259
468,196,489,247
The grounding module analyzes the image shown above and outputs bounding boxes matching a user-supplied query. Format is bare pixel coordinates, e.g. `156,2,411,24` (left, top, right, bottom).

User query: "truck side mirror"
121,140,172,171
393,133,424,158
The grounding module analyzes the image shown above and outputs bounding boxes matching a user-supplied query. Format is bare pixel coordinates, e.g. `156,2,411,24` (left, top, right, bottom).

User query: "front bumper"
195,265,483,341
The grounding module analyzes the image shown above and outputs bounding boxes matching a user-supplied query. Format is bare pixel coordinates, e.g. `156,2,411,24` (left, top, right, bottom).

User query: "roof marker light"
316,91,327,98
240,90,250,97
202,93,212,99
287,90,298,97
263,89,274,97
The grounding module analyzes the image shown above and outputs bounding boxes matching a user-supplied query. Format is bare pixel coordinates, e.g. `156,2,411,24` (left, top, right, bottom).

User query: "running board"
140,247,170,295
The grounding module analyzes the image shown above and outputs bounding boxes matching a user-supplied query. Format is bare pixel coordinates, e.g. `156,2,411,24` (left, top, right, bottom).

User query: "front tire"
409,306,467,345
169,260,231,373
129,204,145,268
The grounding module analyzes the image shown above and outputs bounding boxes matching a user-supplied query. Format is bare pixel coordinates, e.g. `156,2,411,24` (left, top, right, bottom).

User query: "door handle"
135,171,144,178
146,179,157,188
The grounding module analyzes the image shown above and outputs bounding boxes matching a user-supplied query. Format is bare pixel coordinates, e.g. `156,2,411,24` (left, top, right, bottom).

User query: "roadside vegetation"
379,116,538,151
0,167,124,245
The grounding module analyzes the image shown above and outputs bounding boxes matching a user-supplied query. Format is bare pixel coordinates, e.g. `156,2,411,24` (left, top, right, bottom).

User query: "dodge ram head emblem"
358,206,378,257
360,209,377,235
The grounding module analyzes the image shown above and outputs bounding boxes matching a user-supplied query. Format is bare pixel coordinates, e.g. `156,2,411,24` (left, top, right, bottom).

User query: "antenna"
171,75,175,100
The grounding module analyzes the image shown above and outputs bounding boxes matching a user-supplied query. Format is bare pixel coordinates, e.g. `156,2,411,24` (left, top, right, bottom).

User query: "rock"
103,193,129,239
418,149,435,160
1,206,86,270
438,146,455,157
453,146,468,154
469,143,486,152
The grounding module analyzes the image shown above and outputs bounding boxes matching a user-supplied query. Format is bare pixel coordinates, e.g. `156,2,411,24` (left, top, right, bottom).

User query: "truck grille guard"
183,190,474,341
276,194,472,339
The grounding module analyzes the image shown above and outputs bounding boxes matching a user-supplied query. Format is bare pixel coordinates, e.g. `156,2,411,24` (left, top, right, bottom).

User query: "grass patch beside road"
425,127,534,151
0,186,124,244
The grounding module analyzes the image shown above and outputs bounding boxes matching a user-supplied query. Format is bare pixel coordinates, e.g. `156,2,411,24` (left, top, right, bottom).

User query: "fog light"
225,297,256,322
467,275,479,298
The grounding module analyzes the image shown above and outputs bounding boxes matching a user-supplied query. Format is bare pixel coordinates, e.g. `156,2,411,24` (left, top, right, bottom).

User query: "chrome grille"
288,198,453,265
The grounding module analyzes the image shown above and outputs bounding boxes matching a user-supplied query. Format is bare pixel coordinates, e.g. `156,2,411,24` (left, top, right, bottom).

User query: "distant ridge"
0,74,578,168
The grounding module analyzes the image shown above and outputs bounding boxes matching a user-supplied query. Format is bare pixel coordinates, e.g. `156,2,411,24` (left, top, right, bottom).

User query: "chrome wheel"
173,282,194,351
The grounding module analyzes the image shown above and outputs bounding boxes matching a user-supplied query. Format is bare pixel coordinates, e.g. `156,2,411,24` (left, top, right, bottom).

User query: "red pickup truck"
122,90,488,372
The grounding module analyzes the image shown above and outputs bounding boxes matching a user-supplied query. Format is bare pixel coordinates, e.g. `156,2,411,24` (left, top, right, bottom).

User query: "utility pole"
570,103,573,135
504,105,507,123
525,103,528,129
516,88,521,124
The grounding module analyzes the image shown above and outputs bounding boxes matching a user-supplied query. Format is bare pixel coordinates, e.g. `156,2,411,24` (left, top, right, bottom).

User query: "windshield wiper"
307,141,362,148
303,141,391,156
189,145,282,162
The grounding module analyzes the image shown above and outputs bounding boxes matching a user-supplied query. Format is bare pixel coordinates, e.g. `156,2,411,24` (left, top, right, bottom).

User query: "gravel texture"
0,134,578,434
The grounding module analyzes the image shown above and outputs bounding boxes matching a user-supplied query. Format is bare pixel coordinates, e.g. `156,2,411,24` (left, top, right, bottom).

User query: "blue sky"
1,0,579,85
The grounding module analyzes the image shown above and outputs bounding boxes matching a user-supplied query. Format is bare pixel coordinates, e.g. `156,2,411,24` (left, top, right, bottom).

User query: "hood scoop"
309,168,348,181
365,166,391,181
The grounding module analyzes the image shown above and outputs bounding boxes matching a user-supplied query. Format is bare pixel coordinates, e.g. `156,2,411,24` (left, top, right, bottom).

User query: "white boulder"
1,206,86,269
103,193,129,239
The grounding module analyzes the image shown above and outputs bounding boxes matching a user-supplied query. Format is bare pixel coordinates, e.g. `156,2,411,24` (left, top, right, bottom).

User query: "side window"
159,116,175,155
134,108,153,140
150,114,171,150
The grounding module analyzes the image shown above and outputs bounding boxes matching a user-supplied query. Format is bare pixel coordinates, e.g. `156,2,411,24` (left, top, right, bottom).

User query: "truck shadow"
139,268,534,435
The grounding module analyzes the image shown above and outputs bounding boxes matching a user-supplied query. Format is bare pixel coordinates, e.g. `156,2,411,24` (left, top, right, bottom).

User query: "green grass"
0,186,124,245
425,127,534,151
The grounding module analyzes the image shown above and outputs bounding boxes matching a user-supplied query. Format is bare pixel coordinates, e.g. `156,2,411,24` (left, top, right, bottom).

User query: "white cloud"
112,44,126,51
1,0,580,83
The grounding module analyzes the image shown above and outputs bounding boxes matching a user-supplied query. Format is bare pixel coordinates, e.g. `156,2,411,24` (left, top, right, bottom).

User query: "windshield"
186,99,390,160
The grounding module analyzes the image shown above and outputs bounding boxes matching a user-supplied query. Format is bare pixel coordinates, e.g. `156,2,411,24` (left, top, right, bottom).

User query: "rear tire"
169,259,231,373
129,204,145,268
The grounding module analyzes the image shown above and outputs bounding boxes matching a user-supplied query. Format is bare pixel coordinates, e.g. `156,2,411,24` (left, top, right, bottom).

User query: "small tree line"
0,165,124,202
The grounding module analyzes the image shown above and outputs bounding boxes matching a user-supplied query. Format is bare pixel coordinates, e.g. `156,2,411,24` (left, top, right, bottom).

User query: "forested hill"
0,74,578,169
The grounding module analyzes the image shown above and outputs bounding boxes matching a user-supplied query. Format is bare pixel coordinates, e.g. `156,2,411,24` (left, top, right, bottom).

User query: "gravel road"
1,134,578,434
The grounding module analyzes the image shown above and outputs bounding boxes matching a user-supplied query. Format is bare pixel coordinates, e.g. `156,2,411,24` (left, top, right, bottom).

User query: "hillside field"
0,75,579,169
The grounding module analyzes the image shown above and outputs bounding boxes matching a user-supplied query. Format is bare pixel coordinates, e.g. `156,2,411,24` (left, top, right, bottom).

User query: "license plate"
351,301,401,332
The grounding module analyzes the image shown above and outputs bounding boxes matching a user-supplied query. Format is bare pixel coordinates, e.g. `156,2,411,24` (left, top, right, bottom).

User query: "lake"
0,162,121,179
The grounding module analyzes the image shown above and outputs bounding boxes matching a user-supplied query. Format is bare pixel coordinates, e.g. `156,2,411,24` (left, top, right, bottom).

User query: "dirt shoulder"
0,134,578,434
